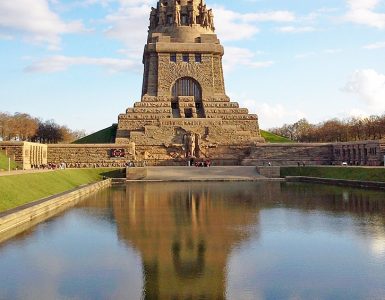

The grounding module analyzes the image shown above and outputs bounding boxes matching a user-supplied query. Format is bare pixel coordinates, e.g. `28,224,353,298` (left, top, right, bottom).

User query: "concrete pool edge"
286,176,385,190
0,179,112,243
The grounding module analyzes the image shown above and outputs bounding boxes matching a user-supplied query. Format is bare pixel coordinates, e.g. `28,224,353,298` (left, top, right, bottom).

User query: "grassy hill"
261,130,293,143
74,124,117,144
0,151,19,171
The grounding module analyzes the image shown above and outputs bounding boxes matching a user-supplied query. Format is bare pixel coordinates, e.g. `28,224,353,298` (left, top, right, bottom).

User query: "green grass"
0,151,18,171
0,168,123,212
74,124,117,144
281,166,385,182
261,130,293,143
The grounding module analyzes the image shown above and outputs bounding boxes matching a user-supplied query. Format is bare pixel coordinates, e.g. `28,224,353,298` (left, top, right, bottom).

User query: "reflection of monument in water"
111,183,261,298
74,182,385,298
116,0,264,161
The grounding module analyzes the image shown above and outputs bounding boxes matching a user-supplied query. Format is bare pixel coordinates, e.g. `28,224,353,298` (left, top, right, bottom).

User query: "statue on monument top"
174,0,181,26
151,0,214,30
208,8,215,30
149,7,158,29
188,1,198,25
158,2,167,26
200,4,209,28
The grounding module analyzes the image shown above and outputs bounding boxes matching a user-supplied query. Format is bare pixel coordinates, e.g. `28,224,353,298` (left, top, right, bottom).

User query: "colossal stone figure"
149,7,158,29
174,1,181,26
188,1,198,25
184,132,195,158
201,5,209,27
208,9,214,30
194,133,201,158
159,3,167,26
129,141,136,160
183,132,195,157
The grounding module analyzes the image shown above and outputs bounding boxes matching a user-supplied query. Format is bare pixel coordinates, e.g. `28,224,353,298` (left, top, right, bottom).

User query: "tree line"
270,115,385,143
0,112,86,143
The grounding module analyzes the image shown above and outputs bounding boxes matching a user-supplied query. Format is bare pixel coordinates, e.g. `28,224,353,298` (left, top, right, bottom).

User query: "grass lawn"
261,130,293,143
281,166,385,182
0,168,123,212
0,151,19,171
74,124,117,144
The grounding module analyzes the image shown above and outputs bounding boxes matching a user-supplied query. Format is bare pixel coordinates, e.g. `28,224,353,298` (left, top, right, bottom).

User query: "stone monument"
116,0,264,162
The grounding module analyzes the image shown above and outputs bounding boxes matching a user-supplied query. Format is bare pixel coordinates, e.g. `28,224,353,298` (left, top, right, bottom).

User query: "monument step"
127,166,269,181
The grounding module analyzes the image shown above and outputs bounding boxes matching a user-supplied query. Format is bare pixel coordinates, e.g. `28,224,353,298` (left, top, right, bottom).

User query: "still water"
1,182,385,300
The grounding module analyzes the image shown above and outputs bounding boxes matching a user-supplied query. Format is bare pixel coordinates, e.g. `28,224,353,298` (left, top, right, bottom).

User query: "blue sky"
1,0,385,133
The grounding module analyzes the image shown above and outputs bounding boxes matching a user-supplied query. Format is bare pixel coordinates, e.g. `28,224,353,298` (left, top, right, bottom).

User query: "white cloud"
363,41,385,49
103,1,152,55
343,69,385,112
344,0,385,29
212,7,260,42
0,0,86,49
49,0,114,11
214,6,295,42
347,108,370,118
24,55,136,73
102,3,294,59
276,26,316,33
223,47,274,72
245,102,306,128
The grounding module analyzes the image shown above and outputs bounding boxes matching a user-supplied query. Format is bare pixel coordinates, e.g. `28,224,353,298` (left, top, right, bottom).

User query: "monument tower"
116,0,264,162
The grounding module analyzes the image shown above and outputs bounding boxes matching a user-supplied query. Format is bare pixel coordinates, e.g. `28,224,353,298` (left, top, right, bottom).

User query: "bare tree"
270,113,385,143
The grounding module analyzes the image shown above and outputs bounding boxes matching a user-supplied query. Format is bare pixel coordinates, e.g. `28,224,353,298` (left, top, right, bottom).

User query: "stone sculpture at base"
116,0,265,162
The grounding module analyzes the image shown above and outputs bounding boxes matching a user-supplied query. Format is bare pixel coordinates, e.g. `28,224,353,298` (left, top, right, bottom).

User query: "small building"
0,142,48,170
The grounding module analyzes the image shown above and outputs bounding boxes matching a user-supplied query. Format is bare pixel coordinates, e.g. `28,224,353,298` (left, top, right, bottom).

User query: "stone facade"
47,144,136,168
40,140,385,167
242,143,334,166
13,139,379,168
116,0,264,161
0,142,47,170
332,139,385,166
46,143,333,166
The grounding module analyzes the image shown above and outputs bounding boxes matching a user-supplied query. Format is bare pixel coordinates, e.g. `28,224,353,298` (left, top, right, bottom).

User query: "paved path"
139,166,268,181
0,169,53,177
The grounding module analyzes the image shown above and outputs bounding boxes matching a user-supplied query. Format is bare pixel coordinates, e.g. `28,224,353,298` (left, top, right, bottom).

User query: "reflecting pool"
1,182,385,299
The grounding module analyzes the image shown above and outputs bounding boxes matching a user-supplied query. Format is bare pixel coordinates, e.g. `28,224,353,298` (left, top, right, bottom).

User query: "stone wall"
117,143,333,166
47,144,136,168
242,143,333,166
332,139,385,166
0,142,47,170
256,166,281,178
45,140,385,168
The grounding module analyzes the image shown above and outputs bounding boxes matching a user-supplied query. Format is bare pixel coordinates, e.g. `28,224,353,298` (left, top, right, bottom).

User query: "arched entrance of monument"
172,77,205,118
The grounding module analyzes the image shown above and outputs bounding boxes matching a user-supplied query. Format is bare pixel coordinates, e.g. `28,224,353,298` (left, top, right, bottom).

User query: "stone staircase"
126,166,270,181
